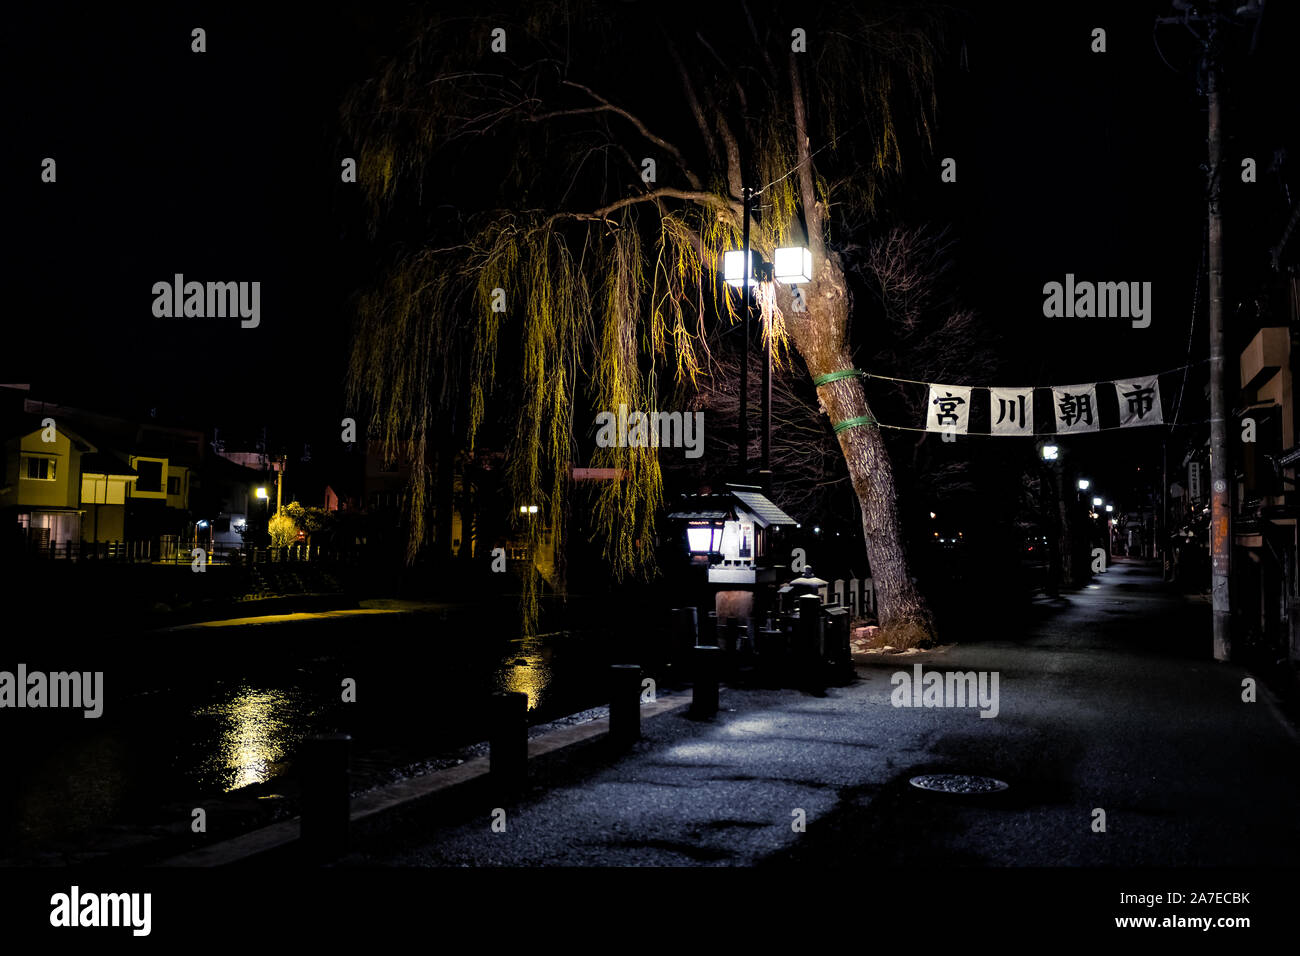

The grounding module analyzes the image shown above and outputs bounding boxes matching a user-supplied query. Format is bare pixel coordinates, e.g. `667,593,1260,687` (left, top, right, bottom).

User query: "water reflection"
194,686,302,792
497,635,555,711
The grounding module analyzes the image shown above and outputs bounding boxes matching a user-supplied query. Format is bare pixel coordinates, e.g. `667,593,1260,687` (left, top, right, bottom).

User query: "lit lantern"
722,250,756,289
685,519,726,556
773,246,813,284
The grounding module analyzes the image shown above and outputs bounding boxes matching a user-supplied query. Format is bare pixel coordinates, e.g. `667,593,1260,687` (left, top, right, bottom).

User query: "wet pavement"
355,560,1300,866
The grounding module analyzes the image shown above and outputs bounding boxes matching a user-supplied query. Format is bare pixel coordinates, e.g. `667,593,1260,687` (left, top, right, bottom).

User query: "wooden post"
609,664,642,746
489,691,529,788
690,645,720,717
300,733,351,861
797,594,824,692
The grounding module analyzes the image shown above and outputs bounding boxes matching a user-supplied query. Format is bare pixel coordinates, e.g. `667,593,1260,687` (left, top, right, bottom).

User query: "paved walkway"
354,560,1300,866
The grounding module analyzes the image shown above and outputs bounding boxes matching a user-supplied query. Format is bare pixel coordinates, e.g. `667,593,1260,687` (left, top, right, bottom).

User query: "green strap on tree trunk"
833,415,876,434
814,369,876,432
812,368,864,386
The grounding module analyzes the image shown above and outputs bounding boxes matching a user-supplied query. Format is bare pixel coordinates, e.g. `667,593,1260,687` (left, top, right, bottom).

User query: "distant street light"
1077,478,1091,491
1092,496,1103,506
1041,444,1059,461
1105,504,1114,513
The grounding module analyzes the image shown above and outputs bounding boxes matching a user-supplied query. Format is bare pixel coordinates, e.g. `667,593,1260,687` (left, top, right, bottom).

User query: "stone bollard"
797,594,825,693
489,691,529,789
609,664,642,746
756,626,784,687
719,617,738,655
670,607,698,663
690,645,721,717
300,733,351,861
701,611,719,647
825,606,852,681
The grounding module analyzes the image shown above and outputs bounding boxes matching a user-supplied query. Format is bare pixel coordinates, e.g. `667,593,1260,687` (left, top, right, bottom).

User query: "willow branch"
557,80,703,191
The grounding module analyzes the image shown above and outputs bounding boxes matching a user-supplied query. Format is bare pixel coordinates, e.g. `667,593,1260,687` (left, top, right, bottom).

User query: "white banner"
1114,377,1163,427
990,387,1034,436
1052,384,1099,434
925,385,972,435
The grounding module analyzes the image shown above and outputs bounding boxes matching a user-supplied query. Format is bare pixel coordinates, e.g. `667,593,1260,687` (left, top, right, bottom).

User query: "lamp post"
1040,441,1063,597
724,207,812,492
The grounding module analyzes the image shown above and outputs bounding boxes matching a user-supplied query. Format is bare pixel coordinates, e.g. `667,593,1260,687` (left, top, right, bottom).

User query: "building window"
167,476,181,495
22,457,56,480
135,460,163,492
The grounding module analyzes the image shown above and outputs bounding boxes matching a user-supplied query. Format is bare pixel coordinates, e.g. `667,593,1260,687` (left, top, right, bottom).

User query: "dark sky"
6,1,1297,499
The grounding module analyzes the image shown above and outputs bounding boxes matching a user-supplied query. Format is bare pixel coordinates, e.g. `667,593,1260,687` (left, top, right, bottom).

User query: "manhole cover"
909,774,1009,794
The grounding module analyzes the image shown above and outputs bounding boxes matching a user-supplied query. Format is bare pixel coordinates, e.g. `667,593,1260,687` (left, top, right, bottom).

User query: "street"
356,559,1300,866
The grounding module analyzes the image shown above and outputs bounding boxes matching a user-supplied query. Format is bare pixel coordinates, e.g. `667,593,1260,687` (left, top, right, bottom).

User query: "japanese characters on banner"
1052,384,1099,434
926,385,972,435
990,387,1033,436
921,376,1164,436
1115,376,1163,428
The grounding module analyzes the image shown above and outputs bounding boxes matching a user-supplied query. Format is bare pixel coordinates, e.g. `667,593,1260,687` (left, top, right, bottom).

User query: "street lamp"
722,250,757,288
1041,444,1059,461
772,246,814,284
724,186,813,489
1105,504,1114,513
1077,478,1091,491
1092,496,1103,507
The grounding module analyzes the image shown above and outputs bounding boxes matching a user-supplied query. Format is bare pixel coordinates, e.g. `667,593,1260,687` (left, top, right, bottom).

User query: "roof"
80,451,138,477
666,483,796,528
730,487,797,528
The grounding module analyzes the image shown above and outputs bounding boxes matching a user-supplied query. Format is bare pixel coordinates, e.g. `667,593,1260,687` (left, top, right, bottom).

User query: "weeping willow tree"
342,0,955,638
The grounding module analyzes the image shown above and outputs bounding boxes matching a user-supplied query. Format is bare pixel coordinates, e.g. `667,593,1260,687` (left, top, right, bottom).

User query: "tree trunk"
781,251,934,638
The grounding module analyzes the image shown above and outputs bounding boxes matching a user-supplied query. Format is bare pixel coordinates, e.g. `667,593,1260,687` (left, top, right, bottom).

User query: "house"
1,390,201,555
1235,324,1298,660
1,417,138,552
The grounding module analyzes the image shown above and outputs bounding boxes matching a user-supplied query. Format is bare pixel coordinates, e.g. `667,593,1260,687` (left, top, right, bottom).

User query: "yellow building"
2,422,140,550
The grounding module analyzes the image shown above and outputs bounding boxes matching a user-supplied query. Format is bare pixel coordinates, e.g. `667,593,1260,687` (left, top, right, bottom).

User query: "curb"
158,694,692,867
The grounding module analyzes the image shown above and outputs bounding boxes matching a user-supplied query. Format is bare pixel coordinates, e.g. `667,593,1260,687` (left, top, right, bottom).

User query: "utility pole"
1205,7,1230,660
739,184,751,481
1156,0,1262,660
276,455,284,515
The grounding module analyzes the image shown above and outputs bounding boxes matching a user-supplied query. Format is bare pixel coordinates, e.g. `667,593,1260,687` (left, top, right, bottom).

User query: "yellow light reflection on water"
196,687,297,792
502,661,548,711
